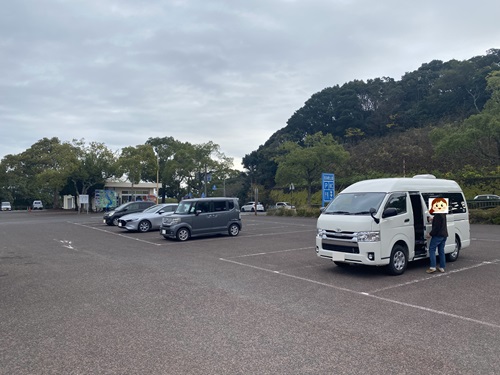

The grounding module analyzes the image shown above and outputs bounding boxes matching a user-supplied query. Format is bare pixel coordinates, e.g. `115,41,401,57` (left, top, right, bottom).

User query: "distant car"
32,200,44,210
1,202,12,211
103,201,156,226
240,201,265,212
117,203,178,232
473,194,500,200
274,202,295,209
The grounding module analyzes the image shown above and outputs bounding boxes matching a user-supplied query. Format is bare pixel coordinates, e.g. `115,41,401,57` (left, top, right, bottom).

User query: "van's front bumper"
315,236,388,266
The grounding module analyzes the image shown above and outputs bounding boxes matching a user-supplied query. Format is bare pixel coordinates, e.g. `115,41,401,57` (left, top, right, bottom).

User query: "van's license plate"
161,229,166,235
332,252,345,261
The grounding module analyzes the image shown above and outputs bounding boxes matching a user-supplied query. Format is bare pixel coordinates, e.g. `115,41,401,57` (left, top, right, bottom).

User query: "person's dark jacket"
430,213,448,238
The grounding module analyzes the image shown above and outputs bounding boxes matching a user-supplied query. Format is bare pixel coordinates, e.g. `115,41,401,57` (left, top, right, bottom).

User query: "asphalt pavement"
1,210,499,374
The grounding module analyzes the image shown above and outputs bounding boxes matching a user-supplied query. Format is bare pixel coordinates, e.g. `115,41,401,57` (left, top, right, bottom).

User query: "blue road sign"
322,173,335,207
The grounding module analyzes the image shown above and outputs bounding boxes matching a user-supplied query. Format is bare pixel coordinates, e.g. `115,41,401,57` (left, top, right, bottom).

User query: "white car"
274,202,295,209
117,203,178,232
1,202,12,211
32,200,44,210
240,201,265,212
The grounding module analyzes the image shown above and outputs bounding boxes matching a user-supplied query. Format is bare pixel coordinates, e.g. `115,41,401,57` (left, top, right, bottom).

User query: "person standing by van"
426,212,448,273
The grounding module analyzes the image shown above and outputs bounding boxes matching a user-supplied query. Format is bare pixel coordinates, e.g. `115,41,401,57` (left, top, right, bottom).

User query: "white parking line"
365,260,500,294
73,222,162,246
219,256,500,330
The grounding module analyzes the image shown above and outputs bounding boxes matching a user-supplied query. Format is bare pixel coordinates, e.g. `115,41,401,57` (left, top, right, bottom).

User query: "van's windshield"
175,201,195,214
323,192,386,215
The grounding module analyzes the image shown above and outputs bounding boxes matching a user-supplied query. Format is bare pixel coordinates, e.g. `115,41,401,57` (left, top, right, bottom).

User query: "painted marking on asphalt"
365,259,500,294
72,222,162,246
55,239,75,250
227,246,315,258
219,257,500,330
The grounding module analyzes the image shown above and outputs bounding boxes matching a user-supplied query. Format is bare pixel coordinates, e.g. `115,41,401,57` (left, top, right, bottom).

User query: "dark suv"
103,201,155,226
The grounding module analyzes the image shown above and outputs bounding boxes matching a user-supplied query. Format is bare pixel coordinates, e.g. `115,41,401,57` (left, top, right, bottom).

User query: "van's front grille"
321,230,359,253
322,242,359,253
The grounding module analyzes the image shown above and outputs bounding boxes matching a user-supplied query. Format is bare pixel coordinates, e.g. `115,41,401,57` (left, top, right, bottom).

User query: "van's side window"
197,201,211,213
213,201,227,211
385,193,407,215
228,200,235,210
422,192,467,214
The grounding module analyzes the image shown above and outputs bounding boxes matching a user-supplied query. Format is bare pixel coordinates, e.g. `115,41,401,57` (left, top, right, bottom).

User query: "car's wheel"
112,217,119,226
241,207,246,212
138,220,152,233
250,207,255,212
176,227,190,241
386,244,408,275
446,235,461,262
228,223,240,236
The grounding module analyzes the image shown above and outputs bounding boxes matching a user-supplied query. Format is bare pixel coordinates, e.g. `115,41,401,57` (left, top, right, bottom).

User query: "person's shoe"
426,268,436,274
437,267,445,273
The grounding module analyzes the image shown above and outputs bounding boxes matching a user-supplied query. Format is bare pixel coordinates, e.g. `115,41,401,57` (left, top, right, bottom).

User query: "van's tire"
446,236,461,262
228,223,240,236
138,220,151,233
112,217,119,226
387,244,408,275
176,227,190,241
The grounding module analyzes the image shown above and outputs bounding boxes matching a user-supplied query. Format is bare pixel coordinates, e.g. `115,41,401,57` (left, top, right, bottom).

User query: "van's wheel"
446,236,461,262
387,244,408,275
228,223,240,236
112,217,119,226
176,227,190,241
138,220,151,233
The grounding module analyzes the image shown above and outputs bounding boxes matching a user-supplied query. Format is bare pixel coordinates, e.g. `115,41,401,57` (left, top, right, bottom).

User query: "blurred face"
431,199,448,213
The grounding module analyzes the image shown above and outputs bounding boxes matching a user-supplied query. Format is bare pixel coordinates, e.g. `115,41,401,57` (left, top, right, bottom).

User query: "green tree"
0,137,78,208
274,132,349,205
432,71,500,169
69,139,118,209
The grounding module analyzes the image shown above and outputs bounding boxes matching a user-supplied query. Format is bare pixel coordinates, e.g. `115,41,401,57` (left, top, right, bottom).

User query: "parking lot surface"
1,210,499,374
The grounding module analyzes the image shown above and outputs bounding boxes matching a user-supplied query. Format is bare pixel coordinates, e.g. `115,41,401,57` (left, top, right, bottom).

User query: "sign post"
322,173,335,207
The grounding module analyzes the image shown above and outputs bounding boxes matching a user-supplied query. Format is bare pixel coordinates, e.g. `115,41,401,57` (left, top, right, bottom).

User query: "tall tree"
431,71,500,169
70,139,118,208
274,132,349,205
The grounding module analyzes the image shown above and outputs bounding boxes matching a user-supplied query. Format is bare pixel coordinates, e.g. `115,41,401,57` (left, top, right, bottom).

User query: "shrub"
468,207,500,225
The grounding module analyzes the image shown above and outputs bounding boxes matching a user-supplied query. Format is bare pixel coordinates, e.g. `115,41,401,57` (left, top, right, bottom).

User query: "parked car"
1,202,12,211
473,194,500,200
117,203,178,232
160,197,241,241
240,201,265,212
103,201,156,226
273,202,295,209
32,200,44,210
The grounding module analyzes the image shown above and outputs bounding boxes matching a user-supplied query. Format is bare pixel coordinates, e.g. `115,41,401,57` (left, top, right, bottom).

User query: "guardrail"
467,200,500,210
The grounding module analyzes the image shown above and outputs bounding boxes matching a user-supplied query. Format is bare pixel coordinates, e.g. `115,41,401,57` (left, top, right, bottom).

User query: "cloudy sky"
1,0,499,170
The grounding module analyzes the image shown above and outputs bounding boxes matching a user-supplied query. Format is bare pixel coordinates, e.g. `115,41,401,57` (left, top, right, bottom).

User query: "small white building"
103,181,158,204
62,181,158,210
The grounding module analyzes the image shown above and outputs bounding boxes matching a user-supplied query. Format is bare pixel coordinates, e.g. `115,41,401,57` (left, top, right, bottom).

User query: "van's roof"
341,177,462,194
181,197,237,202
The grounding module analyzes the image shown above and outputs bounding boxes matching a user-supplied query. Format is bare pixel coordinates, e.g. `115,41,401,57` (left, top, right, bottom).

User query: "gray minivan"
160,197,241,241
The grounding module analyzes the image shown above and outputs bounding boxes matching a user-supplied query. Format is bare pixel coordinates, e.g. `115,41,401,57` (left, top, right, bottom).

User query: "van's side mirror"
195,210,201,216
382,207,398,218
320,207,325,213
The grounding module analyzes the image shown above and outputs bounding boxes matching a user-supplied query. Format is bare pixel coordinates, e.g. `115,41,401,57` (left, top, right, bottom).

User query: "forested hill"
243,49,500,188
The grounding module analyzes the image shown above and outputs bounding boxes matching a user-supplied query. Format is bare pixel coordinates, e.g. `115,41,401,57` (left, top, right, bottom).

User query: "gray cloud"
1,0,499,168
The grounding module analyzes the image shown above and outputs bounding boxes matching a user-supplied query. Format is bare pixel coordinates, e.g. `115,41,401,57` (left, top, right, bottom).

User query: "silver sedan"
117,203,178,232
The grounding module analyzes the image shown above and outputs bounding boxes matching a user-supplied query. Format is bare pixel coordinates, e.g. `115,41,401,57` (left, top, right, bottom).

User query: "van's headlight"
162,217,180,225
317,229,327,239
356,231,380,242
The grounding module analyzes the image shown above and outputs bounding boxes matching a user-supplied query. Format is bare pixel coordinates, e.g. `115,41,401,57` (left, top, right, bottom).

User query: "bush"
468,207,500,225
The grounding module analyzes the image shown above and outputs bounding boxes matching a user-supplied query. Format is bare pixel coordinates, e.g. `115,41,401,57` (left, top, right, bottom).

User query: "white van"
316,175,470,275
